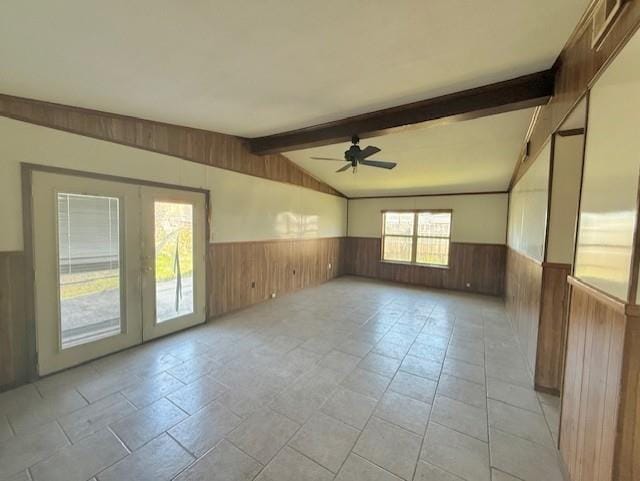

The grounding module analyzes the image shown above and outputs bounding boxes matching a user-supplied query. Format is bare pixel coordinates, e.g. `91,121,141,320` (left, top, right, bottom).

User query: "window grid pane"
416,237,449,266
383,212,415,236
383,236,413,262
417,212,451,238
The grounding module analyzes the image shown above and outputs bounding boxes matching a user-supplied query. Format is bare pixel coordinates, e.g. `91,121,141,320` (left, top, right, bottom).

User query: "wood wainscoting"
209,237,346,317
344,237,505,296
505,248,543,373
560,276,640,481
536,262,572,394
0,251,27,391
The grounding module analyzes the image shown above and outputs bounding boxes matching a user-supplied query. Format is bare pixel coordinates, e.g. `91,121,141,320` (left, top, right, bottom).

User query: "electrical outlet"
271,292,276,299
251,281,256,288
328,263,332,270
466,282,471,288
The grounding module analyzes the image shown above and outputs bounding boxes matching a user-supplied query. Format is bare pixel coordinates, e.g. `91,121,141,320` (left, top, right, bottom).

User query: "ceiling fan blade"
359,159,397,170
311,156,345,161
335,164,352,173
357,146,381,159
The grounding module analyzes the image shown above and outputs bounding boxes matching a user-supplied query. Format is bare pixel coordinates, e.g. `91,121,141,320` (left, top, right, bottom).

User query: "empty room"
1,1,639,481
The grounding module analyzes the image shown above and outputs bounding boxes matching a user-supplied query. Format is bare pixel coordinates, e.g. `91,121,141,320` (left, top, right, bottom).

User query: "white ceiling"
0,0,588,138
286,109,535,197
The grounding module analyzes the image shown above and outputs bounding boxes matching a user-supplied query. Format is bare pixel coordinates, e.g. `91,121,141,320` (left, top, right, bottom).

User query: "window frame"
380,209,452,268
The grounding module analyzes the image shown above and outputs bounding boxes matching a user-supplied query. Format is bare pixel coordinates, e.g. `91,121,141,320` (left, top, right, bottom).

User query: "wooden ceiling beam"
247,69,555,155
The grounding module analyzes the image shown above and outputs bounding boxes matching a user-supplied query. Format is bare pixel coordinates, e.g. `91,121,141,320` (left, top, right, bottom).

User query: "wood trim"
556,128,586,137
211,236,345,246
348,190,508,200
510,0,640,187
567,275,627,313
248,70,555,154
543,262,573,269
0,94,345,198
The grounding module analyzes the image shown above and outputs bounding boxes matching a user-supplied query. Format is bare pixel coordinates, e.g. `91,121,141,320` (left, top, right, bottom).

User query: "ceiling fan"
311,135,397,173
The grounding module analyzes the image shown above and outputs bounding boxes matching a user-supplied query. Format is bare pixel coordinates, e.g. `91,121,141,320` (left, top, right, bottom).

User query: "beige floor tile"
442,358,485,385
491,468,522,481
490,428,563,481
30,429,127,481
76,370,142,403
121,372,185,408
335,454,403,481
431,396,488,442
59,393,136,442
0,421,69,479
336,339,374,358
407,342,447,362
318,350,362,375
486,378,541,413
289,412,360,472
445,345,485,366
0,414,13,442
421,422,490,481
488,400,554,448
399,356,442,381
388,371,437,404
372,340,411,360
227,408,299,464
109,397,187,450
353,416,421,480
97,433,193,481
321,387,377,429
299,337,337,356
8,388,87,435
255,446,334,481
166,356,221,384
168,401,242,457
166,374,228,414
485,363,531,388
374,391,431,434
341,368,391,399
174,439,262,481
436,374,486,409
358,352,401,378
414,461,465,481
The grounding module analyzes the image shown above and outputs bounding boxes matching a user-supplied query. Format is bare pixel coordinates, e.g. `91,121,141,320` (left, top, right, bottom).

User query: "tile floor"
0,276,564,481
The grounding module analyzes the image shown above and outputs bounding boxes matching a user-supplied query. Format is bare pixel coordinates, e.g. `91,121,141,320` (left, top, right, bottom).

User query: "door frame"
21,162,211,381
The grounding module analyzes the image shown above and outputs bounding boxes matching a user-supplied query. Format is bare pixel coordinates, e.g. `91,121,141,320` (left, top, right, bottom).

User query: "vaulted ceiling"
0,0,589,196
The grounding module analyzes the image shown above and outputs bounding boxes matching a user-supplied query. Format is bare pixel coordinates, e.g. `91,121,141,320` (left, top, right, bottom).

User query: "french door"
32,171,206,375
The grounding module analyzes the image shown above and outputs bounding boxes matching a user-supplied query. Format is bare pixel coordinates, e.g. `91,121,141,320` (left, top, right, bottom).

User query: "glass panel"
383,212,415,236
154,202,194,323
417,212,451,238
416,237,450,266
57,193,121,349
383,236,413,262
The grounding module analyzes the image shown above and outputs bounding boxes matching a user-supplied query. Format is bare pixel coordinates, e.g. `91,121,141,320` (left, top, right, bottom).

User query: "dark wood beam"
248,70,555,155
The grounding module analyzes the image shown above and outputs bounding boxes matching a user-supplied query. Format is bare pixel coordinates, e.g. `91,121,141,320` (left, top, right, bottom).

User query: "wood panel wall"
505,248,544,373
344,237,505,296
560,277,640,481
512,0,640,186
0,94,343,197
209,237,346,316
0,252,27,391
536,262,572,394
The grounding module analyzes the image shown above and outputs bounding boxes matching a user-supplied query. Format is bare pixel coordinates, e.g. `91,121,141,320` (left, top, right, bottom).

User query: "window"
382,210,452,267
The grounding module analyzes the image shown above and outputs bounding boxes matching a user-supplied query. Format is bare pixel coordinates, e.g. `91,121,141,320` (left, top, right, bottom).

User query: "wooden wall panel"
344,237,505,296
512,0,640,186
505,248,544,372
208,237,346,317
536,263,572,393
560,277,638,481
0,94,343,197
0,252,27,391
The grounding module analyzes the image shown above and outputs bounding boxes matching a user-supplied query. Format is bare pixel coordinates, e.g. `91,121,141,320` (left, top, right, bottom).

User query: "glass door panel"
57,193,122,348
154,201,194,323
141,187,206,341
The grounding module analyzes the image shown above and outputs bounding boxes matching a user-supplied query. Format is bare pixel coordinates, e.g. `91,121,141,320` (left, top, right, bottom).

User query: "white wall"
347,193,508,244
574,30,640,301
546,134,584,264
507,143,551,261
0,117,347,251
